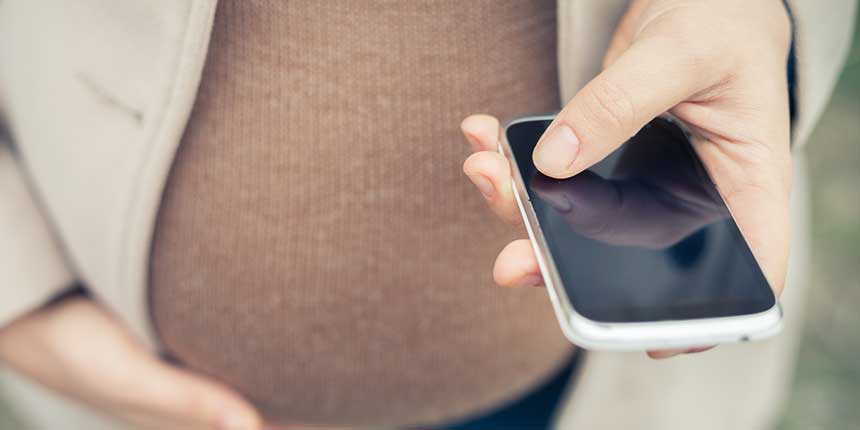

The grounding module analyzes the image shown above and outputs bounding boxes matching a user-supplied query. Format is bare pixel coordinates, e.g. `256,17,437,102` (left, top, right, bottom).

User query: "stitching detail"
76,73,144,125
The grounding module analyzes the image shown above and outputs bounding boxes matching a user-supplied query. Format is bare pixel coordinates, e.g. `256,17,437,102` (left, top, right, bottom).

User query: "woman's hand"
461,0,792,359
0,296,261,430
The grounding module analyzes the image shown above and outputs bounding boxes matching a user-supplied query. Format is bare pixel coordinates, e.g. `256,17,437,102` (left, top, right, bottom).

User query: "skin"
462,0,792,359
0,297,262,430
0,0,792,427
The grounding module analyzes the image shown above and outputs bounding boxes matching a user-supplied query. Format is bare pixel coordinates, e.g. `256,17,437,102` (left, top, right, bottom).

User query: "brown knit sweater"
149,1,572,427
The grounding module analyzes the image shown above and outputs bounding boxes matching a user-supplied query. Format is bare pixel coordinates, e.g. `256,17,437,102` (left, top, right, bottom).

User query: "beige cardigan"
0,1,855,428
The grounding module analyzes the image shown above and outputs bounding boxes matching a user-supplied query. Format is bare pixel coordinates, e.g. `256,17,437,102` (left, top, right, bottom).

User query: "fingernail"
534,125,579,176
467,174,495,199
220,411,257,430
516,274,543,287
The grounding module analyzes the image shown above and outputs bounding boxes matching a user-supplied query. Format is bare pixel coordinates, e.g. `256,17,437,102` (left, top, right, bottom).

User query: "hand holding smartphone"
490,115,782,351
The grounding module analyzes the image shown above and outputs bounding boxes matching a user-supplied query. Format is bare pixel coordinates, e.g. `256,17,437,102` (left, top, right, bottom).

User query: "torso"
149,1,570,426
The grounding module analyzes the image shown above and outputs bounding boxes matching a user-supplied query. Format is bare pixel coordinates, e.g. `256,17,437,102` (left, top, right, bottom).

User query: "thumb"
534,37,707,178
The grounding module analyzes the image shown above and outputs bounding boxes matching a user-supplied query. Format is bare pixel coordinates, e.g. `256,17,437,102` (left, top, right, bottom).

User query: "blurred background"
778,17,860,430
1,14,859,430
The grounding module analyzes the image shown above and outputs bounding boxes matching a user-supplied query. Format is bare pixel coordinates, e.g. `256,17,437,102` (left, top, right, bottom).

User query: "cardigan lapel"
0,0,218,348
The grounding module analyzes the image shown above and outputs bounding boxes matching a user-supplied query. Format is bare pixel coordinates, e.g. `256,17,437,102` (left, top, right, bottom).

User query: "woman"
0,0,855,428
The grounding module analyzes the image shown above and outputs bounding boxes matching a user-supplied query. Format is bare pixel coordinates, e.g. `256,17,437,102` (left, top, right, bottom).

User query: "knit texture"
149,1,571,426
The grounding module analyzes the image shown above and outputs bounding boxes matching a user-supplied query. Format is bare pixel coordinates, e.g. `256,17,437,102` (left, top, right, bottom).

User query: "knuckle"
582,77,637,134
463,151,507,177
462,152,481,173
461,114,499,138
462,152,488,175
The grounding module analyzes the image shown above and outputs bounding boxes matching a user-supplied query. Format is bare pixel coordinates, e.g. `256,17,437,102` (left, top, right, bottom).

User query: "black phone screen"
506,117,776,323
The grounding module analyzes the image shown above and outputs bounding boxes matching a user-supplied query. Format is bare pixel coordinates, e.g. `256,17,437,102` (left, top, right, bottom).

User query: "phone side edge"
501,117,601,348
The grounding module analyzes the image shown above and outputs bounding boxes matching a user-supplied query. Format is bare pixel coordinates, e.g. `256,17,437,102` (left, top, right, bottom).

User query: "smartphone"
501,115,782,350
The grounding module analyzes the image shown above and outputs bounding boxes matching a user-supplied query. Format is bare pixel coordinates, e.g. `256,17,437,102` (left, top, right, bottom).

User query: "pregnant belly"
149,127,572,427
148,1,569,423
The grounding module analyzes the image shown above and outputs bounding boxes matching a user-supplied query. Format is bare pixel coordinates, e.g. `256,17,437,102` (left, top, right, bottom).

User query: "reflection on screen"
507,118,775,322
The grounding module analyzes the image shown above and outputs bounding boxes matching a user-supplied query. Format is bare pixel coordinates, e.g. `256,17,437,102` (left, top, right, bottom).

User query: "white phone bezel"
501,115,783,351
